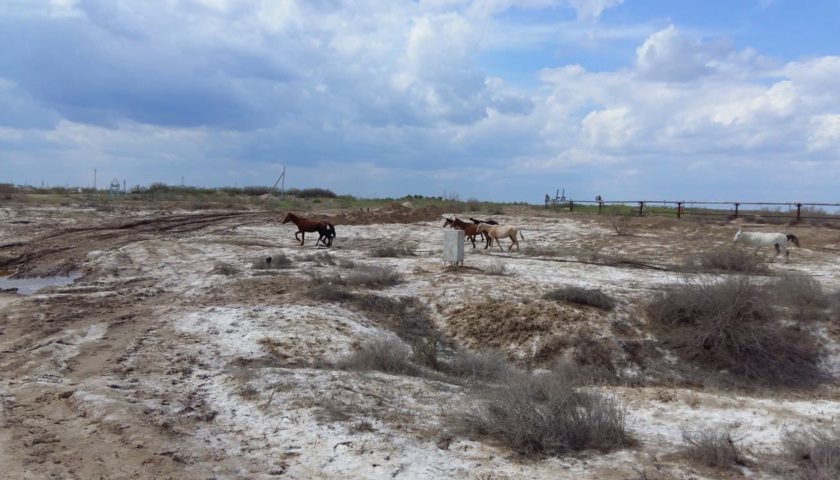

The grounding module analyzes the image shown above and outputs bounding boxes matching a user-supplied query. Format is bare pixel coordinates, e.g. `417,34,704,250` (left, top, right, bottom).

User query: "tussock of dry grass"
211,262,239,276
344,265,403,288
338,334,420,376
455,370,632,456
647,277,826,388
484,261,513,276
779,424,840,480
370,246,416,258
679,428,744,470
683,248,768,274
443,349,515,381
544,286,616,310
252,253,292,270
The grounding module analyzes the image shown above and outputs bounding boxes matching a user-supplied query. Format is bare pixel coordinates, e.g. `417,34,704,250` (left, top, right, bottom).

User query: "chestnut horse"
282,212,336,247
443,217,486,248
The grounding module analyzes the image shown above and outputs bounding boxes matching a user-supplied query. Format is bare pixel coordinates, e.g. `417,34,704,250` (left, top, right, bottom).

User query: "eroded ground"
2,202,840,479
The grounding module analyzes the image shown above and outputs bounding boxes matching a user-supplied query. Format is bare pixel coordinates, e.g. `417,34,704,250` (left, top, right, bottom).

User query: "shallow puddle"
0,271,81,295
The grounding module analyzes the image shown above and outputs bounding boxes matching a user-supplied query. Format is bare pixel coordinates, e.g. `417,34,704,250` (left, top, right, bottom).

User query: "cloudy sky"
1,0,839,202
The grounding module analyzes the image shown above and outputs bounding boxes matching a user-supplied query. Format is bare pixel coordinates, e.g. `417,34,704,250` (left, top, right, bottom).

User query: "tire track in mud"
0,211,279,277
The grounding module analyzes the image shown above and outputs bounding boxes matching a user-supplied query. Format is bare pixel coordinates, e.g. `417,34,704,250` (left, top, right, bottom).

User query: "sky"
1,0,839,202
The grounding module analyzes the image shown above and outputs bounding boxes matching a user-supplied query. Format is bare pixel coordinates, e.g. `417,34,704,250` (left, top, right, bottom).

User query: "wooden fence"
546,199,840,222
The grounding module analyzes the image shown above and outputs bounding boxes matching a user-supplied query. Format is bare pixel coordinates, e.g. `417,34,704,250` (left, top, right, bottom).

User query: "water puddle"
0,271,82,295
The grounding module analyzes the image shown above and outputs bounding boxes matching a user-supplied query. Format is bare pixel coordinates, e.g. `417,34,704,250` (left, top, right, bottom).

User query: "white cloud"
568,0,623,21
581,107,637,149
808,114,840,152
635,25,770,82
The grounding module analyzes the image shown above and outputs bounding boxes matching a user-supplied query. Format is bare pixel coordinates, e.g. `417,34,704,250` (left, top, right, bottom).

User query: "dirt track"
2,203,840,479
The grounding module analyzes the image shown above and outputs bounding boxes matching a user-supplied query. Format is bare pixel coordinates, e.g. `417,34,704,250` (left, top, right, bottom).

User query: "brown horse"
282,212,336,247
443,217,486,248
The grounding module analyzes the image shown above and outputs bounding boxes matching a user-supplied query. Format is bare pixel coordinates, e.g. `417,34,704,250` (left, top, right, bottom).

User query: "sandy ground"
1,202,840,479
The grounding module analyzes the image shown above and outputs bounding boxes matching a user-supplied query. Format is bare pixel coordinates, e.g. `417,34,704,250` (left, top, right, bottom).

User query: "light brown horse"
476,223,523,251
282,212,336,247
443,217,486,248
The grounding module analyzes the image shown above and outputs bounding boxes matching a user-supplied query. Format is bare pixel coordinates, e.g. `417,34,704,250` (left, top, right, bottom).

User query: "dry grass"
338,334,420,376
779,424,840,480
303,251,336,266
370,246,416,258
647,277,826,388
251,253,292,270
772,275,830,313
456,370,632,456
484,261,513,276
522,245,563,257
211,262,239,276
678,428,744,470
344,265,403,288
543,286,616,310
683,248,769,274
608,211,633,236
443,349,515,382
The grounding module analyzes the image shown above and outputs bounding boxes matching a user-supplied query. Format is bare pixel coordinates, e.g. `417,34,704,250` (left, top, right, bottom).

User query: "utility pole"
181,176,184,187
94,169,97,190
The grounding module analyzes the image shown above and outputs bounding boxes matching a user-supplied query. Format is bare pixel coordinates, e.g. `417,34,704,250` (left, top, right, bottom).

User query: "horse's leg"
497,236,504,252
300,231,305,246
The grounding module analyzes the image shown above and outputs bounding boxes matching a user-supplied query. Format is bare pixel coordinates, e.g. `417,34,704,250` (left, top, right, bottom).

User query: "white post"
443,230,465,266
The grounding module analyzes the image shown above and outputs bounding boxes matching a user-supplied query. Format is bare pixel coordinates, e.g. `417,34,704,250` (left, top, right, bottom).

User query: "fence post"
569,200,574,212
734,203,739,218
598,202,603,215
638,202,644,217
676,202,682,219
796,203,802,221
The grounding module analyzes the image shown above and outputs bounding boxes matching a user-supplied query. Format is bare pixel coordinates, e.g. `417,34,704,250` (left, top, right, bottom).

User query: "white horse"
733,229,800,259
476,223,523,251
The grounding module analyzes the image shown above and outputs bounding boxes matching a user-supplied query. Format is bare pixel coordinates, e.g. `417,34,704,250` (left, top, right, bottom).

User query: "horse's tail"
786,233,800,247
519,229,524,240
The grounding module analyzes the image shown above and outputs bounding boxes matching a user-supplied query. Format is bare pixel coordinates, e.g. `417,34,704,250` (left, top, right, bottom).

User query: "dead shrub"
344,265,403,288
338,259,357,269
304,252,336,266
444,349,515,381
211,262,239,276
608,211,633,236
484,261,513,276
306,283,354,302
679,428,744,469
351,294,445,370
338,335,420,376
772,276,830,314
523,245,563,257
684,248,768,274
252,253,292,270
456,371,631,456
780,424,840,480
532,334,569,365
370,246,416,258
647,277,826,388
572,333,618,379
543,286,616,310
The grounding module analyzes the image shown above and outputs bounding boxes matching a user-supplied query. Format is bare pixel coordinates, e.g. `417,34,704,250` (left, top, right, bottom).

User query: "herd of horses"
281,212,802,259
